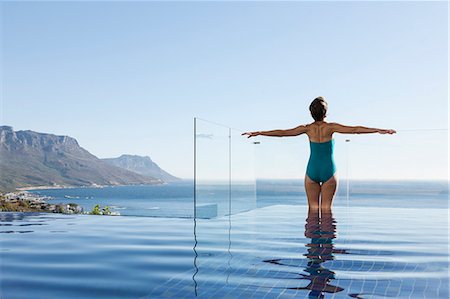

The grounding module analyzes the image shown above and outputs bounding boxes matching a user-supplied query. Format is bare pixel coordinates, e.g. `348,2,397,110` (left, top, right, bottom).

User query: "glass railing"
194,121,447,217
252,128,448,210
18,121,447,220
194,118,257,219
342,129,448,209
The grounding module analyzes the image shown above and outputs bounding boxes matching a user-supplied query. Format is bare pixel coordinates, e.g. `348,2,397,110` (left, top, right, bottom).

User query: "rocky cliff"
102,154,179,182
0,126,161,192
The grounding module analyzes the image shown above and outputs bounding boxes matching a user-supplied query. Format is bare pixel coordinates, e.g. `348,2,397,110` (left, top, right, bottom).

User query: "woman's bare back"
305,121,334,143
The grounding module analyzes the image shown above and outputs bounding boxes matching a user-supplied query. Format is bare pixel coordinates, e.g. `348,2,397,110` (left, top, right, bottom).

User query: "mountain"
102,155,180,182
0,126,162,193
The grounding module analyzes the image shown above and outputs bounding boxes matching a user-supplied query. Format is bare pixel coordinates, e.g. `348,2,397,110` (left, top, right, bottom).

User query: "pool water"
1,205,448,298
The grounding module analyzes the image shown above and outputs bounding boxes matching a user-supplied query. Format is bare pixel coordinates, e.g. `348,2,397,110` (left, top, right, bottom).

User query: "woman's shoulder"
307,121,337,127
307,121,336,136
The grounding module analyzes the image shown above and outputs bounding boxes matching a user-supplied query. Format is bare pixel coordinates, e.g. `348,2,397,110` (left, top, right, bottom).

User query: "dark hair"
309,96,328,121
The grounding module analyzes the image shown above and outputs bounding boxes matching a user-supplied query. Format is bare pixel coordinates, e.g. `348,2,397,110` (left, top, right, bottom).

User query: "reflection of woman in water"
300,209,346,298
265,209,347,298
243,96,396,210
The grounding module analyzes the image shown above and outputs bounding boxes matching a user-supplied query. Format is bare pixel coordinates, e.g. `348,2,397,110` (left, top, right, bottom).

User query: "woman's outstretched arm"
242,124,308,138
331,123,396,134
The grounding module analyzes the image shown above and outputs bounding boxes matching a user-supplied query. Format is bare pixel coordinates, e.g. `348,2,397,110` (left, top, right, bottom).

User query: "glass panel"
250,130,447,210
194,118,257,219
345,130,448,209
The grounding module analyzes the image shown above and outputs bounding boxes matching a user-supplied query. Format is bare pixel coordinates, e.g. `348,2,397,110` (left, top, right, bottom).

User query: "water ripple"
1,206,448,299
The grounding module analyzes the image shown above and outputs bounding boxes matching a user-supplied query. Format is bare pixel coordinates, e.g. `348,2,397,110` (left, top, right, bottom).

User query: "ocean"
27,179,448,216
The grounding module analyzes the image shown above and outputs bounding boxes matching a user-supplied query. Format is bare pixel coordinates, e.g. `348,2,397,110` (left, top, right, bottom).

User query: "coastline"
17,185,74,191
0,191,83,214
15,181,165,192
0,191,120,215
16,185,106,191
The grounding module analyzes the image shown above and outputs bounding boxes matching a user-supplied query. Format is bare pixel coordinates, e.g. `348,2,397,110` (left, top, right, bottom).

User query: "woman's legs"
305,174,321,209
320,175,338,210
305,174,338,210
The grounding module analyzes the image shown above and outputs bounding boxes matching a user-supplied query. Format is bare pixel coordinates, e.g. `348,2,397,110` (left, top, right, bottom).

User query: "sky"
1,1,448,180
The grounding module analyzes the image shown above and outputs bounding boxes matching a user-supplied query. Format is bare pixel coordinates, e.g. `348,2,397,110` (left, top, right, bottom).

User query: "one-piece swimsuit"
306,139,337,184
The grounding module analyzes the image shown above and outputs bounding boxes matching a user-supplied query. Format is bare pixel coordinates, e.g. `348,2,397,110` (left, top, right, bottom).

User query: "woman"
242,96,396,210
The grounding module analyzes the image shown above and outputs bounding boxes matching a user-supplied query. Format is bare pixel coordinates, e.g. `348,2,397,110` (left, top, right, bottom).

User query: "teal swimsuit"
306,139,337,184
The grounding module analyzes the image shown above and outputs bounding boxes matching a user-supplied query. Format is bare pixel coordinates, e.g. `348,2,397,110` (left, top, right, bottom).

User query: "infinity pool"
1,205,448,298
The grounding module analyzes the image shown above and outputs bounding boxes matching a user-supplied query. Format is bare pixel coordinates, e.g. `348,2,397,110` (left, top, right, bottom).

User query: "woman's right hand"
242,132,260,138
379,129,396,134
